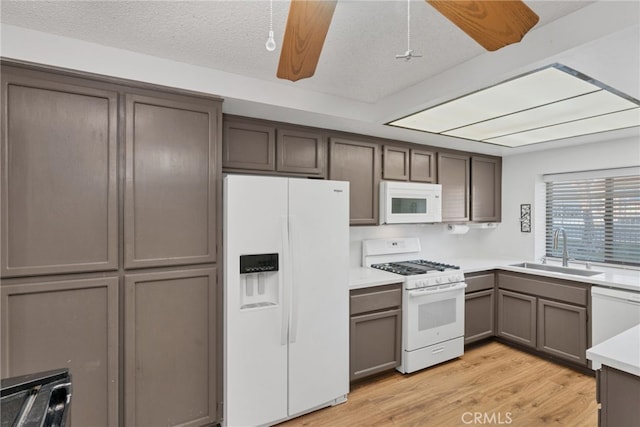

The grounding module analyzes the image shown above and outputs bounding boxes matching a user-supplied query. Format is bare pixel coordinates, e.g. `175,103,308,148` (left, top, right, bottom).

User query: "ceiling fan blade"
277,0,338,82
426,0,539,51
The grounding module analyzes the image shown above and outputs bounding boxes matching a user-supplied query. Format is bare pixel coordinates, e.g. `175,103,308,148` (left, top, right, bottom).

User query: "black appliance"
1,369,72,427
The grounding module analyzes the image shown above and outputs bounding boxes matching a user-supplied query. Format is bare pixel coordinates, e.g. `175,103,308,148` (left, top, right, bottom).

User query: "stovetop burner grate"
405,259,460,271
370,259,459,276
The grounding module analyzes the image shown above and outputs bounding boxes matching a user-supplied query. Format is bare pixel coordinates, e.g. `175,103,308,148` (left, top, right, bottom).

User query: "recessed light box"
388,64,640,147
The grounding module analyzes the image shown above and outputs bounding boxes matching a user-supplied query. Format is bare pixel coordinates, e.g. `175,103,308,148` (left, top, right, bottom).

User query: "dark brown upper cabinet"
124,93,218,269
223,120,276,171
1,69,118,278
382,146,409,181
276,128,325,176
471,156,502,222
437,152,471,222
437,153,502,222
410,149,436,183
329,138,380,225
382,146,436,183
222,117,326,177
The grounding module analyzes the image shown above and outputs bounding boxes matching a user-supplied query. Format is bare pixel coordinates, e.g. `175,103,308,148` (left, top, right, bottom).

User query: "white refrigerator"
223,174,349,426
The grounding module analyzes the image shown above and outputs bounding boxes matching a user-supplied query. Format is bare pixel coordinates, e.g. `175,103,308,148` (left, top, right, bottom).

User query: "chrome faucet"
553,228,569,267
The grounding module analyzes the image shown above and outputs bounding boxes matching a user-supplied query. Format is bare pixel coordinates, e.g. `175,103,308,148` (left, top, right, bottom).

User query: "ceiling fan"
276,0,540,82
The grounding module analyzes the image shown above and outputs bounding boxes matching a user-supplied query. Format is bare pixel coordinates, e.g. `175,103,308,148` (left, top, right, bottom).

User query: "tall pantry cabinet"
0,63,222,427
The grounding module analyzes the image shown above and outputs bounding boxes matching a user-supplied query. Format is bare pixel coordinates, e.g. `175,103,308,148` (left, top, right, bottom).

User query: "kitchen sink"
509,262,603,277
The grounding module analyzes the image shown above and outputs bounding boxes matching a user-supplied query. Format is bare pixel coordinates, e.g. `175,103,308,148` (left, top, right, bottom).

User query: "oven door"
404,282,466,351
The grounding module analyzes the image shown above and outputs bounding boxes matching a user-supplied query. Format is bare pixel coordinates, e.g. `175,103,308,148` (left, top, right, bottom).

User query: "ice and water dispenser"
239,253,279,309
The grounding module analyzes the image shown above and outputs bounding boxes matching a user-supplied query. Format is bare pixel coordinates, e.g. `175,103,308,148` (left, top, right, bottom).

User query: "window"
545,168,640,267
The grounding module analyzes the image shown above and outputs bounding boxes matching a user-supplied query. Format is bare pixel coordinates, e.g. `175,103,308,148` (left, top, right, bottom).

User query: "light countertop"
587,324,640,376
349,267,402,290
350,258,640,292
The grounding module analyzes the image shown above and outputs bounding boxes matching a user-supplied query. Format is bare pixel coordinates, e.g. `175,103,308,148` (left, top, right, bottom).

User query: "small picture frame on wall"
520,204,531,233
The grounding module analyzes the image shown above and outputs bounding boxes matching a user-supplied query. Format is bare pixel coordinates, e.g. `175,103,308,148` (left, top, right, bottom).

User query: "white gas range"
363,237,466,373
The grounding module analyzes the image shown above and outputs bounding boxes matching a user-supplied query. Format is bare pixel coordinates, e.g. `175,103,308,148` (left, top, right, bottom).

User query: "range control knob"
436,277,443,284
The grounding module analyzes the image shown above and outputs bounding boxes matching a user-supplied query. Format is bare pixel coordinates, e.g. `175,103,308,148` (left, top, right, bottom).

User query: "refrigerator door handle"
280,216,290,346
289,216,298,344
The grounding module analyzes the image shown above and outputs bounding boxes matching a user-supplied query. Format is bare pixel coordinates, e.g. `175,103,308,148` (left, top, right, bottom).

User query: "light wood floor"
279,341,597,427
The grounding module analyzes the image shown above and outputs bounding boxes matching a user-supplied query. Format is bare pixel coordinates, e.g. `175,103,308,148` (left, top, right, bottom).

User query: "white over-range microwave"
380,181,442,224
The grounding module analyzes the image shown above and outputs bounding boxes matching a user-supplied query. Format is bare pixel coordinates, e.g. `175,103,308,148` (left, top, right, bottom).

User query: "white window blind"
545,172,640,267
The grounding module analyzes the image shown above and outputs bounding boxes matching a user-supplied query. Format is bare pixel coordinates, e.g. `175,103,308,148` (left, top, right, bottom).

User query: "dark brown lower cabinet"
498,289,590,361
496,272,590,368
349,284,402,381
124,268,217,427
464,272,495,345
537,298,587,365
497,289,537,348
598,366,640,427
465,289,495,344
1,277,119,426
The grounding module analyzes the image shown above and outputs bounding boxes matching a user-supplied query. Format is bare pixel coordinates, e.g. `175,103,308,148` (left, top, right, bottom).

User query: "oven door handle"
408,282,467,297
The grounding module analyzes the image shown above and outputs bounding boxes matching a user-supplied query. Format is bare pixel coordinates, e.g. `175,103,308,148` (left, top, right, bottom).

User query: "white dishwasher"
591,286,640,346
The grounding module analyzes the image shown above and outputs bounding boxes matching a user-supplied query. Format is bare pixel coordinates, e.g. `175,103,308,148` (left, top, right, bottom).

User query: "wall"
483,136,640,262
349,224,500,268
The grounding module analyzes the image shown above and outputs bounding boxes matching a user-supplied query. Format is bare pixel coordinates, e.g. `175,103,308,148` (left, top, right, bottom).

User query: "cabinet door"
537,298,587,365
222,120,275,171
497,289,537,348
329,138,380,225
410,149,436,183
437,153,470,222
124,93,218,269
1,70,118,277
471,156,501,222
600,366,640,427
1,277,119,426
465,289,495,344
382,146,409,181
350,309,401,381
124,268,217,427
276,128,325,176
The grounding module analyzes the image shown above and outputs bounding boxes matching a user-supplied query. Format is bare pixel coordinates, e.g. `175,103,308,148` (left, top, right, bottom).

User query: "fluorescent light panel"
388,64,640,147
487,108,640,146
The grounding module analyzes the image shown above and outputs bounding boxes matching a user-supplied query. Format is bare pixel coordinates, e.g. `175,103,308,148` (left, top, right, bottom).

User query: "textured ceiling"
0,0,595,103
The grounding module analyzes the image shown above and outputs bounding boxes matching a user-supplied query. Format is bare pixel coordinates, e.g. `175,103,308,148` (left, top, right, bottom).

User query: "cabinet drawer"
465,272,495,293
498,272,587,306
350,284,402,316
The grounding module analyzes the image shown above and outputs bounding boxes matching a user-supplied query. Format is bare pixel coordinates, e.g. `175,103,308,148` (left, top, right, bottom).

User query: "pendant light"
265,0,276,52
